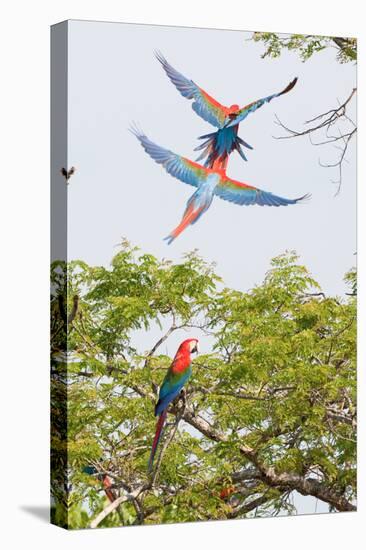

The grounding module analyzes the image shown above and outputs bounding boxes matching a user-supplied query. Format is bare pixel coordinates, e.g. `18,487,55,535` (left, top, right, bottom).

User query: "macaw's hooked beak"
192,342,199,354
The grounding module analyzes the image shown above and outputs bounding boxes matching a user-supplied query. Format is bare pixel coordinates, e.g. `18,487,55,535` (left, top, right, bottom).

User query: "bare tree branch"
144,319,177,368
273,88,356,193
228,492,276,519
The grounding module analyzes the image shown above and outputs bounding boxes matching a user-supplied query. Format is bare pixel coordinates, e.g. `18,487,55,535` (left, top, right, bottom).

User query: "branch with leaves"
252,33,357,63
251,32,356,192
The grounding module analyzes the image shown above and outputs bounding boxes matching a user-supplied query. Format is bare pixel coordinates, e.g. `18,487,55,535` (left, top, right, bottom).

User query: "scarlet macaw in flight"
131,127,309,244
155,51,297,170
148,338,199,472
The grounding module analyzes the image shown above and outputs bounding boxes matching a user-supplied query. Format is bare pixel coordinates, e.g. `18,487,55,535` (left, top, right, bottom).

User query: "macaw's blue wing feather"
155,51,228,128
154,387,183,416
155,50,198,99
215,174,310,207
225,77,298,128
131,126,208,188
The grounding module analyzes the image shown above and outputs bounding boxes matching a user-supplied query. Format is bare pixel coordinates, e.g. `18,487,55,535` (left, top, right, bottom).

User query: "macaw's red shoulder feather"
196,87,229,126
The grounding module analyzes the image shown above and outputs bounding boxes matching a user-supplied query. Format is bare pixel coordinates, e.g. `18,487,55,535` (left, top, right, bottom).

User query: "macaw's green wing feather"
215,174,310,206
226,77,298,128
155,366,192,415
131,126,208,188
155,51,228,128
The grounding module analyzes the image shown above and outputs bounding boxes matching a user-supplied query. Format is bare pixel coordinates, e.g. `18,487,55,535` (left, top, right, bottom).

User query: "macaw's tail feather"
148,410,168,472
237,136,254,150
163,235,174,246
164,204,204,245
195,127,252,168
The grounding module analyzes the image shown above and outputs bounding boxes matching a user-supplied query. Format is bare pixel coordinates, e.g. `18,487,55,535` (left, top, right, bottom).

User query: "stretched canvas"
50,20,357,529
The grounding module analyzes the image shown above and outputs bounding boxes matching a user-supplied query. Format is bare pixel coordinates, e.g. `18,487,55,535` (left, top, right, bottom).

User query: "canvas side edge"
50,20,69,530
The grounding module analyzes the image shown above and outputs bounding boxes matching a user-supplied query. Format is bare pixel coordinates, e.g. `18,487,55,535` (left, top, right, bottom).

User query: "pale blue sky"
67,20,356,299
66,20,356,516
67,17,356,367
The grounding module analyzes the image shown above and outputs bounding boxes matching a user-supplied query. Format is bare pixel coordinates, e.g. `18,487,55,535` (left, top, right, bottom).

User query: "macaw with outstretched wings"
131,127,309,244
155,51,297,170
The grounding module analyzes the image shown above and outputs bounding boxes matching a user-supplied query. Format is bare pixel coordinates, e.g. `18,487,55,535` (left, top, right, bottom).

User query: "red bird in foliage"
148,338,199,472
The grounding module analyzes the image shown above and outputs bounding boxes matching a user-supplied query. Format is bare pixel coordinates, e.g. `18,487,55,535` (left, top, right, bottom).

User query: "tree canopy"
252,33,357,63
51,243,356,528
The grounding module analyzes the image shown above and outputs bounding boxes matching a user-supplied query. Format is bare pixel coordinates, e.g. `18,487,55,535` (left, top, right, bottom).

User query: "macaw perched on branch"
148,338,199,472
155,52,297,169
82,466,116,503
131,127,310,244
101,475,116,503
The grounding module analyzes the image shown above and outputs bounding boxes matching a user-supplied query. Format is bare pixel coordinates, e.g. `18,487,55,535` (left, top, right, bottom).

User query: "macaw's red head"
228,104,240,114
178,338,199,356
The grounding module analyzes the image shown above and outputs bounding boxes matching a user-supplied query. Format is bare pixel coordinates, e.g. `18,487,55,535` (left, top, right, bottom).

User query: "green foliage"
51,243,356,528
252,32,357,63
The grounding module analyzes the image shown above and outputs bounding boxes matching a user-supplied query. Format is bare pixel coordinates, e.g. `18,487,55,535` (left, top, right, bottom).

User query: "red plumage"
102,475,116,503
170,339,199,373
219,486,235,500
166,204,205,245
148,410,168,472
148,339,199,472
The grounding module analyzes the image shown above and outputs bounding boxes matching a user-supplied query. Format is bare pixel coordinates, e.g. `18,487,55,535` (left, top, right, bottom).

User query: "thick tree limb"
181,405,356,512
326,408,356,427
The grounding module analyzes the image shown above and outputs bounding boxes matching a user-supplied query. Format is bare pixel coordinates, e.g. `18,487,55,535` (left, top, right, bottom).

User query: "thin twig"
272,88,356,192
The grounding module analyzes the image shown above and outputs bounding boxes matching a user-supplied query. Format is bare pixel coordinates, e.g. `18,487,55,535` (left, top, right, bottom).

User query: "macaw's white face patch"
190,339,199,353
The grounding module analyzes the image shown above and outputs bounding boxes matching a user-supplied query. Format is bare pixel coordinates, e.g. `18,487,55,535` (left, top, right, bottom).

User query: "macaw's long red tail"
148,410,168,472
164,204,204,245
